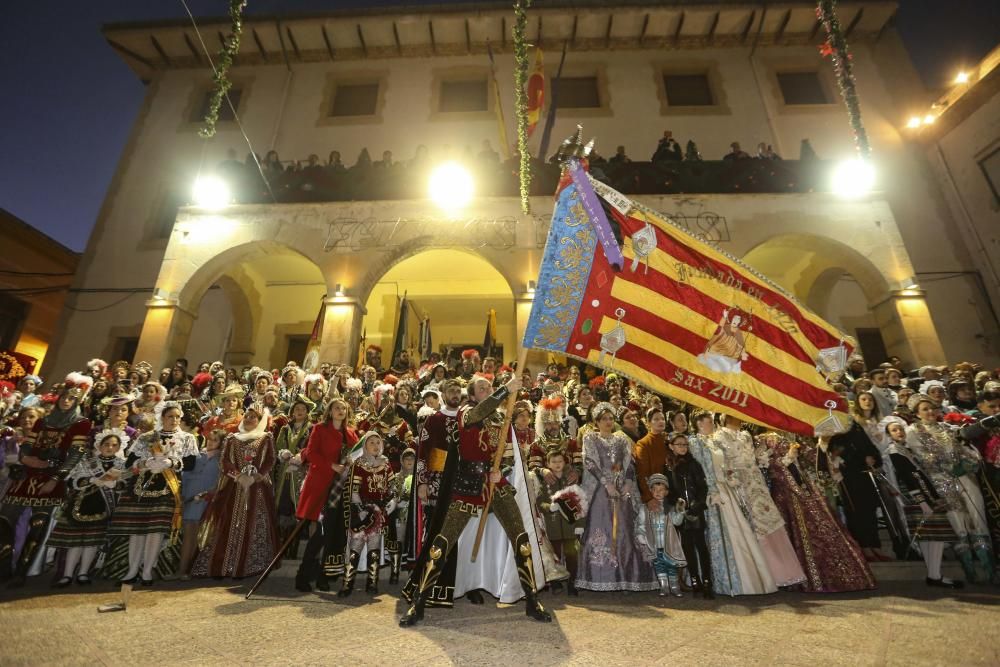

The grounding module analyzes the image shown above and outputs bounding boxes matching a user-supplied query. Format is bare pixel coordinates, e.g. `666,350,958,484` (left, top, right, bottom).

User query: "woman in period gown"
688,412,777,596
106,401,199,584
576,403,657,592
193,403,279,578
762,432,876,593
713,414,805,587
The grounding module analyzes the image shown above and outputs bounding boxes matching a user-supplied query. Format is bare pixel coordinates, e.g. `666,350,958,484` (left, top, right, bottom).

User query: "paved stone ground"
1,560,998,666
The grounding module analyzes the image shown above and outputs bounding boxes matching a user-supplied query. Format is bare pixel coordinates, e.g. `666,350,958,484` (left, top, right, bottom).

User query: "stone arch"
741,232,893,305
215,271,260,364
176,239,328,313
355,238,521,307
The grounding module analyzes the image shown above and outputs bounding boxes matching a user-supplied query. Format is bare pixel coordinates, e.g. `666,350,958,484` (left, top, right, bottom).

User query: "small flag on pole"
483,309,497,358
392,293,410,367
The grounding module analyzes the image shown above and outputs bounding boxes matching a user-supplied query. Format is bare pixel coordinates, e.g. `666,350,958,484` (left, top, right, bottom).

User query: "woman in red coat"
294,398,357,592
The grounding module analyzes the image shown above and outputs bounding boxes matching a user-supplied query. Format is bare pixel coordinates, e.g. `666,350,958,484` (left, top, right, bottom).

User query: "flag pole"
471,347,528,562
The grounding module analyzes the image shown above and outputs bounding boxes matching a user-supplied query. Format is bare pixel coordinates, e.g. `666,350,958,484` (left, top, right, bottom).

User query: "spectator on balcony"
218,148,243,177
408,144,430,169
327,150,346,173
478,139,500,163
374,150,394,169
651,130,682,163
302,154,324,176
755,143,781,160
263,150,283,177
800,139,818,161
723,142,751,161
352,148,373,171
609,145,631,167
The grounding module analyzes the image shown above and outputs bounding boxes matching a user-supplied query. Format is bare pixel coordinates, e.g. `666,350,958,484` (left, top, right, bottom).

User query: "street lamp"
428,162,474,212
192,175,231,209
830,158,875,199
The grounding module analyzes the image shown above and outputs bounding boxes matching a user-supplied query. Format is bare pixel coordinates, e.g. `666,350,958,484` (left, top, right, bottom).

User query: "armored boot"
365,556,380,594
400,534,449,628
956,543,979,583
389,550,401,585
657,574,670,597
8,513,49,589
0,517,14,581
338,551,361,597
514,533,552,622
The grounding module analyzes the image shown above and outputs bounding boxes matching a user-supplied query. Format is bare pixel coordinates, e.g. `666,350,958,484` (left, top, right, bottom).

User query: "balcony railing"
217,158,828,205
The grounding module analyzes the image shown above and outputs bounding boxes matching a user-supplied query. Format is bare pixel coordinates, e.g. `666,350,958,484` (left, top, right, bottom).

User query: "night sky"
2,0,997,252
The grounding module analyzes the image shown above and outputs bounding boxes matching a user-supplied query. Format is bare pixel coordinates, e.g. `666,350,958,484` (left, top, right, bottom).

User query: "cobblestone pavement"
1,560,998,666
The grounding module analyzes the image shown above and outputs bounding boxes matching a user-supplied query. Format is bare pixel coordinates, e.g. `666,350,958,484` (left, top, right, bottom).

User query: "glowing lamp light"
905,116,922,129
192,175,231,209
831,158,875,199
922,114,936,125
428,162,474,212
954,71,970,84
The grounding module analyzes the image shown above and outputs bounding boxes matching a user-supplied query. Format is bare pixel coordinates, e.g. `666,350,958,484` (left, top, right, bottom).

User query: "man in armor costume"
399,374,551,627
1,373,93,587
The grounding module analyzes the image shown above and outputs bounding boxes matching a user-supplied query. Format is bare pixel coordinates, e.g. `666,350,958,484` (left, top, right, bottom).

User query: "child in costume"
176,428,222,579
392,448,416,577
340,431,397,596
635,473,688,597
535,447,586,595
48,428,128,586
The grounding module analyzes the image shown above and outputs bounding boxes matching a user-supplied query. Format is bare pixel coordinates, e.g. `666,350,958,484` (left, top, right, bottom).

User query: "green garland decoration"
199,0,248,138
816,0,871,159
513,0,532,214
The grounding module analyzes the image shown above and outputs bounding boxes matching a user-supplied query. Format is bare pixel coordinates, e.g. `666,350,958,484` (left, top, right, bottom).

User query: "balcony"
217,158,830,206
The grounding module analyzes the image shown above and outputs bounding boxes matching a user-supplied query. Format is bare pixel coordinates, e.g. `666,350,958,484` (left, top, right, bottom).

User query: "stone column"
133,299,197,372
514,293,549,372
871,290,947,366
317,296,367,366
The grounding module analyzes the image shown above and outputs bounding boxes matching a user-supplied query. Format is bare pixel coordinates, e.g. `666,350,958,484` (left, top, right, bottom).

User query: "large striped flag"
523,161,853,436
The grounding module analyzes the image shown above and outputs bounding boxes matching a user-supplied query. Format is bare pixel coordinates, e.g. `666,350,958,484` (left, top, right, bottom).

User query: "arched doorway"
743,233,896,364
169,242,327,370
362,249,516,369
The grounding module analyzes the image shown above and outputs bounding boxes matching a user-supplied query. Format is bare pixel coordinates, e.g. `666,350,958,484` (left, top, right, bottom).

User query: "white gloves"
548,503,560,513
290,454,302,467
574,527,584,537
278,449,293,462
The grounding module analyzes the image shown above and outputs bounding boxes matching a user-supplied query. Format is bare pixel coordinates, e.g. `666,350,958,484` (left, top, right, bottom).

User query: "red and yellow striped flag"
523,164,853,436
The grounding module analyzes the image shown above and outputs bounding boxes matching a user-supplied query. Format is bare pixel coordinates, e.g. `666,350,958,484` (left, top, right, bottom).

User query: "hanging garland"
199,0,248,138
513,0,532,214
816,0,871,159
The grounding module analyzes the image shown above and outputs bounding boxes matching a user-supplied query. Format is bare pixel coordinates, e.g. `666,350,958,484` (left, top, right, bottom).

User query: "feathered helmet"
191,372,213,394
344,377,363,393
461,348,480,363
62,372,95,401
535,396,565,438
94,427,130,456
87,358,109,377
372,383,395,414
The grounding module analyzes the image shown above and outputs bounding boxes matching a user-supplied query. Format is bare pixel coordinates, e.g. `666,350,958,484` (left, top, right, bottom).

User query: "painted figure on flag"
698,308,750,374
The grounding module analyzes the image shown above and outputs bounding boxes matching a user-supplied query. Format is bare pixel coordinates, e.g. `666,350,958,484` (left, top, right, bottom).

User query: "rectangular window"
114,337,140,365
329,83,380,117
979,147,1000,204
554,76,601,109
439,79,488,113
286,335,311,366
0,293,28,349
191,88,242,122
154,189,184,239
663,74,714,106
776,72,828,105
